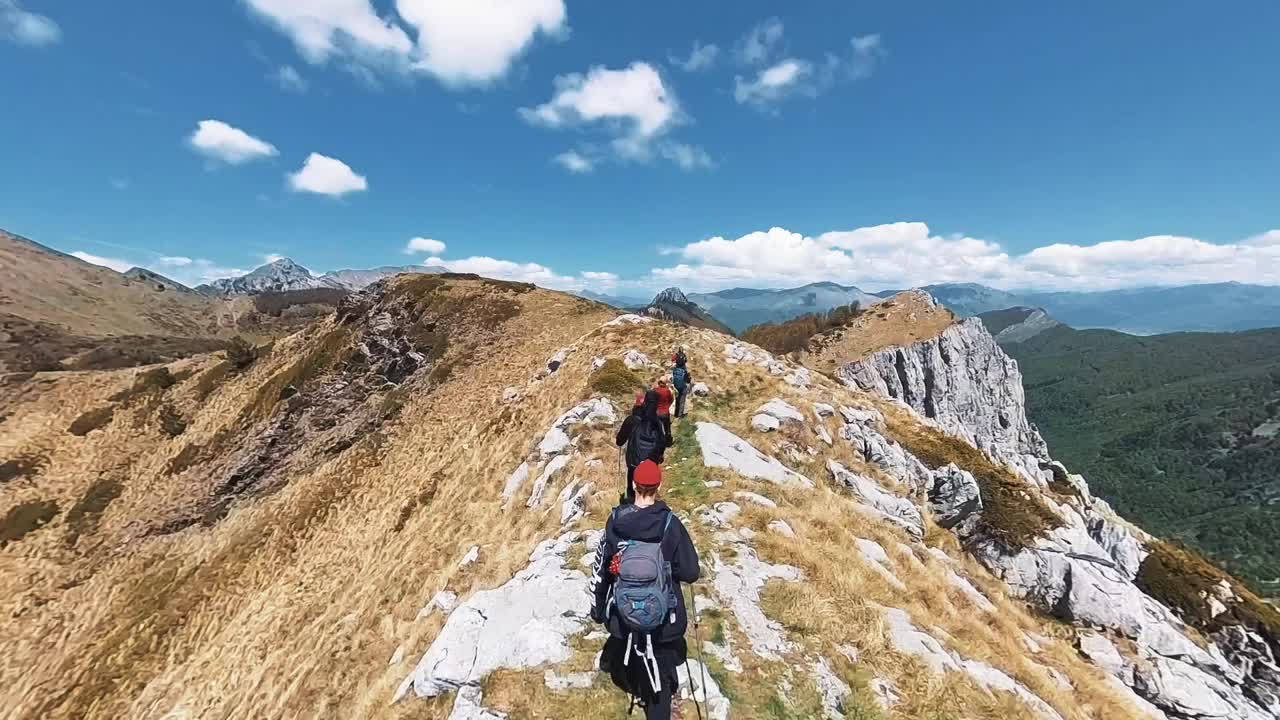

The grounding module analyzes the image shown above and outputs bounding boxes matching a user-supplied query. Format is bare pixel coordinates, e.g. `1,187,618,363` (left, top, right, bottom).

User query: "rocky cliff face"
838,315,1050,484
836,301,1280,720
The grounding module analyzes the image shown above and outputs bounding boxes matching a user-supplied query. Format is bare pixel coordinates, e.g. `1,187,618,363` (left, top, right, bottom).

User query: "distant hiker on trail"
616,391,667,503
654,379,675,447
670,350,692,419
590,460,701,719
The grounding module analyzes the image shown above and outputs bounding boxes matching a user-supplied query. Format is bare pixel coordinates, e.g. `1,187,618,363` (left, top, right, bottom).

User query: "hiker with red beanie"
616,390,667,504
590,460,701,719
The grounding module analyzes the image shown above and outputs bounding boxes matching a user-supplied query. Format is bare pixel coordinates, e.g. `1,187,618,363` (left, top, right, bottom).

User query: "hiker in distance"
590,460,701,719
616,390,668,504
654,379,676,447
670,348,692,419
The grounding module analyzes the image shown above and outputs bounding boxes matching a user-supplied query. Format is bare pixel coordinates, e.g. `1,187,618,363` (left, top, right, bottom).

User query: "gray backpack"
609,509,678,693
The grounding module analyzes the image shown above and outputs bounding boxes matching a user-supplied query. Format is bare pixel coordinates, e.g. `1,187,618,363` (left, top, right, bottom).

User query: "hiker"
616,390,667,503
670,351,692,419
654,379,675,447
590,460,701,719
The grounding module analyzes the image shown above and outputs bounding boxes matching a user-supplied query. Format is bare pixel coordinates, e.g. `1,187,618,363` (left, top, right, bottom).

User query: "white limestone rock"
828,460,924,541
678,661,731,720
712,546,803,660
401,532,591,701
1077,632,1129,682
1133,655,1272,720
1104,676,1169,720
591,356,606,370
840,421,933,494
856,538,907,591
1087,515,1148,581
692,382,711,396
815,424,833,446
459,546,480,568
960,659,1065,720
552,397,616,430
839,405,883,425
869,678,901,710
928,463,983,536
700,502,742,528
944,568,996,613
751,414,781,433
813,403,837,419
878,605,959,674
445,685,507,720
767,519,796,538
501,387,520,403
785,366,812,388
558,481,593,525
623,349,652,370
812,657,852,719
546,348,571,373
502,462,531,500
604,314,652,327
695,422,814,488
417,590,460,620
527,454,572,507
734,491,777,509
757,399,806,424
538,428,572,459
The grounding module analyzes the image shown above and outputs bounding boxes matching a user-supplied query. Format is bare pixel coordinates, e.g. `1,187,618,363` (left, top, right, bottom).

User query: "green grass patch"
663,419,710,507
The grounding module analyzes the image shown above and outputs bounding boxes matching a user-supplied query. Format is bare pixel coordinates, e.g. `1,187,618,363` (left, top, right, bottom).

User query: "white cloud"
659,142,714,171
72,251,133,273
261,253,287,264
241,0,565,87
396,0,567,86
734,58,812,106
522,62,710,171
648,222,1280,292
735,17,783,65
672,40,719,72
272,65,309,93
188,120,279,165
2,0,60,47
423,255,616,292
158,256,193,267
553,150,594,174
734,31,885,109
404,237,447,254
287,152,368,196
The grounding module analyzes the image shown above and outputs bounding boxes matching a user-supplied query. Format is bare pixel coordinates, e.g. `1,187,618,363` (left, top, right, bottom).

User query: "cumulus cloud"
735,17,784,65
672,40,719,72
188,120,279,165
2,0,60,47
554,150,594,174
734,59,812,106
648,222,1280,292
72,251,133,273
422,255,616,292
521,62,710,172
404,237,447,254
241,0,565,87
72,250,245,286
272,65,309,93
287,152,368,196
732,26,884,109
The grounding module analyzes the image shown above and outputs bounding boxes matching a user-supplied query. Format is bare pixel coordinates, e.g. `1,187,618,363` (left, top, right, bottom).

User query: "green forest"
1000,324,1280,597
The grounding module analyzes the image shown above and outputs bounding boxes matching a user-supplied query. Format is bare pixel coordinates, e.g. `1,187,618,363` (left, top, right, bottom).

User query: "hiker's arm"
614,417,632,447
672,521,701,583
589,517,617,623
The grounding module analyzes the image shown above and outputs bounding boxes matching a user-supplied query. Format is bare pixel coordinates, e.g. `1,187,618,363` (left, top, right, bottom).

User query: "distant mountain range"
687,282,884,333
195,259,443,296
904,282,1280,334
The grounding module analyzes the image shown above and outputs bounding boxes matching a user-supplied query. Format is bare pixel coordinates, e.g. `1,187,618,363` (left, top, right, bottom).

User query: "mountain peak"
652,287,689,305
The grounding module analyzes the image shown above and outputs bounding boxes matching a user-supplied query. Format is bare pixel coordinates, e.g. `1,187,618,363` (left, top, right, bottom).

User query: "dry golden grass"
0,285,1147,720
803,291,957,374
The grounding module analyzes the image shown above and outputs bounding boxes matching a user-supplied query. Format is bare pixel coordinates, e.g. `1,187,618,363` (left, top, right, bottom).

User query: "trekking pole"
684,584,708,720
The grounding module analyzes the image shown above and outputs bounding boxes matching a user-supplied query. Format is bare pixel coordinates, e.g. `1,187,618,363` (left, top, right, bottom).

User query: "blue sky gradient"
2,0,1278,292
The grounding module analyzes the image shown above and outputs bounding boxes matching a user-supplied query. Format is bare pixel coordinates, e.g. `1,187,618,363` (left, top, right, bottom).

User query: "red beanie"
634,392,645,408
634,460,662,489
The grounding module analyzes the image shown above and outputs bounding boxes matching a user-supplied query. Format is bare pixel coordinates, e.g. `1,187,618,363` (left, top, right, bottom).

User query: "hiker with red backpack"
654,379,676,447
616,390,668,504
590,460,701,719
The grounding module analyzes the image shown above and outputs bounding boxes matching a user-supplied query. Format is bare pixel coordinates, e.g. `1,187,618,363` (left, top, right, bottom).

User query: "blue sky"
2,0,1278,293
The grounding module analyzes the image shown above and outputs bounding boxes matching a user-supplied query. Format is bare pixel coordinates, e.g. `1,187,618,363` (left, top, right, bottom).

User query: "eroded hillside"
1,277,1276,720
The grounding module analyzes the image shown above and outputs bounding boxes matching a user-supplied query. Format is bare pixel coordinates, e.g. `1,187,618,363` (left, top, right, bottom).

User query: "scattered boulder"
839,405,883,425
813,403,837,419
501,387,520,403
623,350,651,370
527,454,572,507
546,348,571,374
552,397,616,431
839,421,932,494
459,546,480,568
869,678,901,710
691,382,711,396
502,462,531,500
538,428,572,459
695,423,814,488
784,367,812,388
855,538,906,591
927,463,983,535
751,414,780,433
827,461,924,541
734,491,777,509
558,481,592,525
591,356,606,371
767,519,796,538
815,424,833,446
603,314,652,327
757,399,805,424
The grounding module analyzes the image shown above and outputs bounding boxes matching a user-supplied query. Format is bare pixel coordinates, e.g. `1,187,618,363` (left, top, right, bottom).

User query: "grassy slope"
1004,324,1280,595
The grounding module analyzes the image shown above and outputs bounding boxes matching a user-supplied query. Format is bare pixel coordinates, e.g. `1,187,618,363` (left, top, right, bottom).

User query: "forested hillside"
1002,324,1280,596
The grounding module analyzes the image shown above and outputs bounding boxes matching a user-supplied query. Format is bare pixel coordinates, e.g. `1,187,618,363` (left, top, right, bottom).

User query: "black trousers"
625,464,636,503
600,635,685,719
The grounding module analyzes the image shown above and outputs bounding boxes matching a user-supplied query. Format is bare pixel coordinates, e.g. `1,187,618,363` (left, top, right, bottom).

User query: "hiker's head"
634,459,662,499
657,378,668,388
633,392,644,410
641,389,660,420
